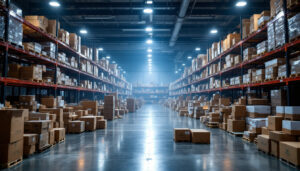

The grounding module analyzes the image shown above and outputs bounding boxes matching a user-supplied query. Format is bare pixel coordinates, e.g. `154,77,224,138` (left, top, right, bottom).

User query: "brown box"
23,134,38,146
23,144,35,156
269,131,297,142
41,98,56,108
29,112,50,120
48,129,55,145
80,116,97,131
0,140,23,164
19,66,40,81
250,14,260,33
81,101,98,115
190,129,210,144
248,98,269,105
227,119,245,132
47,20,59,37
280,142,300,166
268,116,283,131
257,135,270,153
271,140,279,157
262,127,269,135
25,16,48,31
0,109,24,144
37,132,49,150
96,120,107,129
53,128,65,142
231,105,246,120
8,63,21,78
242,19,251,39
39,108,63,122
68,121,85,133
24,120,51,134
174,128,191,142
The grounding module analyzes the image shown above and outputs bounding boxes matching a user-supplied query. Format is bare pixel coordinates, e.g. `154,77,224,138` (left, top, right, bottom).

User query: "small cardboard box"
0,140,23,164
190,129,210,144
37,132,49,150
269,131,297,142
280,142,300,166
257,135,270,153
23,134,38,146
48,129,55,145
268,116,283,131
174,128,191,142
232,105,246,120
68,121,85,133
227,119,245,132
41,98,57,108
96,120,107,129
80,116,97,131
53,128,65,142
261,127,269,135
24,120,51,134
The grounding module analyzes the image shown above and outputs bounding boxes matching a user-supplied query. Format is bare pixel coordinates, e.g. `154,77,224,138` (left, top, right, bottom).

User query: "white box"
276,106,285,114
285,106,300,115
246,105,271,114
283,120,300,130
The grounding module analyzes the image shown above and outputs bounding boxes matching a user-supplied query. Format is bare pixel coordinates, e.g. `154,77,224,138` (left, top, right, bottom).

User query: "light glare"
146,39,153,44
145,27,153,32
49,1,60,7
210,29,218,34
80,29,88,34
236,1,247,7
143,8,153,14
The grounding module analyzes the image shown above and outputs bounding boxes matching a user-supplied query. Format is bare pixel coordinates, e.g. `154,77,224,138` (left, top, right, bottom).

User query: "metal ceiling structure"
13,0,270,83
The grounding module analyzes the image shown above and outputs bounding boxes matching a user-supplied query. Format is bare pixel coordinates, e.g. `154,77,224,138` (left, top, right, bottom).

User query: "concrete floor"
6,104,298,171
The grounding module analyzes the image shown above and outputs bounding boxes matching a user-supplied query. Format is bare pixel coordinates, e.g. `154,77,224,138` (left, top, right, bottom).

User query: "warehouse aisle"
7,104,297,171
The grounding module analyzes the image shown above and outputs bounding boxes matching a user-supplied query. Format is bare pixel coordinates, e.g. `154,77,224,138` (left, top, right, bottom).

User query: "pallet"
8,42,23,49
0,158,23,169
280,158,299,168
55,138,65,144
258,149,269,155
228,131,244,137
206,122,219,128
242,136,255,143
37,144,52,153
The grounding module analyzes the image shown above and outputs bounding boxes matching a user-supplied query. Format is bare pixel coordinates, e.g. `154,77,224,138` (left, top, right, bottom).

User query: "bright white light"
236,1,247,7
112,61,116,64
106,56,110,59
175,71,178,74
80,29,88,34
148,63,152,67
187,56,192,59
148,54,152,57
49,1,60,7
145,27,153,32
123,71,126,74
98,48,103,51
195,47,201,51
210,29,218,34
146,0,153,4
178,68,182,71
148,59,152,62
143,8,153,14
147,48,152,53
182,63,185,66
146,39,153,44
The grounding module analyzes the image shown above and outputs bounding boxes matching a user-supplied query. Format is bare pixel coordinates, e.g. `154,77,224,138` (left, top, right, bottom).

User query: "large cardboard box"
257,135,270,153
232,105,246,120
23,144,35,156
36,132,49,150
41,98,56,108
25,16,48,31
271,140,279,157
0,140,23,164
39,108,63,123
0,109,24,144
190,129,210,144
53,128,65,142
268,116,283,131
227,119,245,132
104,96,115,120
262,127,269,135
81,101,98,116
47,20,59,37
250,14,260,33
80,116,97,131
282,120,300,135
48,129,55,145
269,131,297,142
174,128,191,142
280,141,300,166
24,120,51,134
23,134,38,146
68,121,85,133
96,120,107,129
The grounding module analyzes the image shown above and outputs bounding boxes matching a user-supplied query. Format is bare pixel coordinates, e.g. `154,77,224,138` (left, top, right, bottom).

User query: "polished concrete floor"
6,104,298,171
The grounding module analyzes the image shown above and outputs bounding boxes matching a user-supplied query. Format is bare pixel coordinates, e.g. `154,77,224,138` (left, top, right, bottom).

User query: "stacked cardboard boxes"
103,96,115,120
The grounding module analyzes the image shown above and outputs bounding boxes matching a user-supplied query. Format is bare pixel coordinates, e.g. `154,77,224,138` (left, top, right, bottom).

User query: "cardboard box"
250,14,261,33
23,144,35,156
80,116,97,131
39,108,63,123
8,63,21,78
81,101,98,116
232,105,246,120
41,98,57,108
37,132,49,150
279,142,300,166
23,134,38,146
47,20,59,37
227,119,245,132
53,128,65,142
285,106,300,121
282,120,300,135
24,120,51,134
25,16,48,31
127,98,135,113
68,121,85,133
261,127,269,135
271,140,279,157
0,109,24,144
174,128,191,142
190,129,210,144
257,135,270,153
0,140,23,164
29,112,50,120
269,131,297,142
96,120,107,129
248,98,269,105
49,129,55,145
268,116,283,131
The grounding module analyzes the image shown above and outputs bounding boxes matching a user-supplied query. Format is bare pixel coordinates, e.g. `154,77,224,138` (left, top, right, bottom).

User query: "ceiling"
14,0,270,84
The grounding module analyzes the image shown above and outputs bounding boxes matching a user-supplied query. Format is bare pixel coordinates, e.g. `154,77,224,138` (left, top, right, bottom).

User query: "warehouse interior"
0,0,300,170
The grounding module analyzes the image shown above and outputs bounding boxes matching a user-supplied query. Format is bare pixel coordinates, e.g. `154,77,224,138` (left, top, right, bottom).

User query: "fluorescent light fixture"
146,39,153,44
187,56,192,59
148,54,152,57
123,71,126,74
148,59,152,62
80,29,88,34
147,48,152,53
112,61,116,64
143,8,153,14
106,56,110,59
182,63,185,66
178,69,182,71
49,1,60,7
236,1,247,7
146,0,153,4
195,47,201,51
145,27,153,32
98,48,103,51
210,29,218,34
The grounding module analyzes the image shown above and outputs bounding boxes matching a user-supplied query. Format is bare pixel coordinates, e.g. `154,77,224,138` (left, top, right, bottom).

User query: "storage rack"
0,0,132,104
133,85,169,103
169,2,300,106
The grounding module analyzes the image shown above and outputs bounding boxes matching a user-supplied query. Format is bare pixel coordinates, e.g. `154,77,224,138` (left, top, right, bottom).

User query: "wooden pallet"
37,144,52,153
206,122,219,128
228,131,244,137
280,158,299,168
258,149,269,155
55,138,65,144
242,136,255,143
0,158,23,169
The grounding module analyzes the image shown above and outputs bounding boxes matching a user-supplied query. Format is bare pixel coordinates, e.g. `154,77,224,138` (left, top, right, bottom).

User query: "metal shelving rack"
169,2,300,106
0,0,132,104
133,86,169,103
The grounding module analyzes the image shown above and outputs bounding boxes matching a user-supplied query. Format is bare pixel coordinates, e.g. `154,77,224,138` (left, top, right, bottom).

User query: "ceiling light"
236,1,247,7
143,8,153,14
210,29,218,34
148,54,152,57
178,69,182,71
146,39,153,44
80,29,88,34
182,63,185,66
147,48,152,53
175,71,178,74
187,56,192,59
106,56,110,59
49,1,60,7
145,27,153,32
146,0,153,4
195,47,201,51
112,61,116,64
98,48,103,51
148,59,152,62
123,71,126,74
